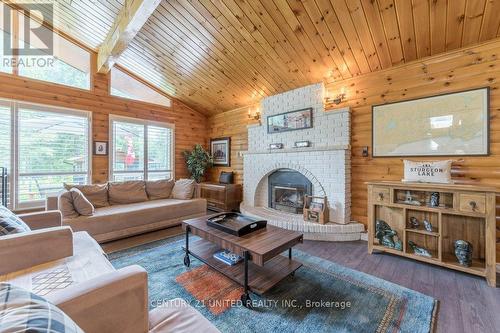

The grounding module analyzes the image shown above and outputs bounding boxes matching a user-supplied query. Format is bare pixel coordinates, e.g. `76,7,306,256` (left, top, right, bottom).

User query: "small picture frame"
210,137,231,167
294,140,310,148
269,143,284,149
94,141,108,156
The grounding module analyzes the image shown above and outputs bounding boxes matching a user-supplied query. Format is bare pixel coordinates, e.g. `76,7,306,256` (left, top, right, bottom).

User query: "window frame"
108,114,175,182
0,98,92,210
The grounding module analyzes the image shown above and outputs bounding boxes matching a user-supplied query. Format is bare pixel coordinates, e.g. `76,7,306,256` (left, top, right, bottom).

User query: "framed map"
372,87,489,157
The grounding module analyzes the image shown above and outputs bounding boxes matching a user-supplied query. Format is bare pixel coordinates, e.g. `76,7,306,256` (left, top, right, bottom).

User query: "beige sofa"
47,180,207,243
0,210,220,333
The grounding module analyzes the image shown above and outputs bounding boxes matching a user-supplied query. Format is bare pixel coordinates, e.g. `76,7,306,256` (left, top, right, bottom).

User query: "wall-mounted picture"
93,141,108,155
372,87,489,157
210,137,231,166
267,107,313,134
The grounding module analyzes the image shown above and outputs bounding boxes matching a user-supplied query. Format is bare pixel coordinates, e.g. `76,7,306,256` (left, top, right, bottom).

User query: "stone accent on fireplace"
241,82,365,241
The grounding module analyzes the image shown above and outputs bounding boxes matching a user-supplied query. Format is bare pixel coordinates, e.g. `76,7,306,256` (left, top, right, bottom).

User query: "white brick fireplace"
241,83,364,241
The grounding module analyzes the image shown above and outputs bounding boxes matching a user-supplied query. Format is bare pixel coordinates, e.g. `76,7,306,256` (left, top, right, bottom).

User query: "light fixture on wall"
325,87,346,105
248,105,261,121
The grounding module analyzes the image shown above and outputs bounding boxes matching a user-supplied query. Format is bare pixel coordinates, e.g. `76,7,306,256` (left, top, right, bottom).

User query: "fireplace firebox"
268,169,312,214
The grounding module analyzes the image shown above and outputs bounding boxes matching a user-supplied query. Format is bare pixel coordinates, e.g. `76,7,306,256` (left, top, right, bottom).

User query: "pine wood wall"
0,56,208,184
208,39,500,261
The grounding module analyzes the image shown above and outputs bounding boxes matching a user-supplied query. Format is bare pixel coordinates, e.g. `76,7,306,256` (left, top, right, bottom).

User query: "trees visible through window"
110,116,173,182
110,67,172,107
0,99,91,209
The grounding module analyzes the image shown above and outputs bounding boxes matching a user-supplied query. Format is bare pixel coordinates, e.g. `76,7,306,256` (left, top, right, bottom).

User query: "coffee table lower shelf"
183,238,302,295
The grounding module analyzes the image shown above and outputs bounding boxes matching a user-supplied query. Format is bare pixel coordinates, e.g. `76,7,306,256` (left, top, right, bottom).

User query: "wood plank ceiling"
10,0,500,115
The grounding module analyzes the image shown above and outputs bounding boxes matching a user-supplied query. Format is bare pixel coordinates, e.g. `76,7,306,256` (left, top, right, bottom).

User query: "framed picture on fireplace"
210,137,231,166
267,107,313,134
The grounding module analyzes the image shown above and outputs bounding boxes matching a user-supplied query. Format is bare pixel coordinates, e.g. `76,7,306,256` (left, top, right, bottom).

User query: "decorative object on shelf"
403,190,421,206
324,87,346,105
247,105,261,121
267,107,312,134
430,192,440,207
402,160,452,184
409,216,420,229
303,195,329,224
423,219,433,232
408,241,432,258
218,171,234,184
372,87,489,157
93,141,108,155
210,137,231,167
294,140,310,148
269,143,284,149
375,220,402,251
183,144,213,183
454,240,473,267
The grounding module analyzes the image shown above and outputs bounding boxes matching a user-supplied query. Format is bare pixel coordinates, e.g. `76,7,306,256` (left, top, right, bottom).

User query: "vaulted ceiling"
8,0,500,115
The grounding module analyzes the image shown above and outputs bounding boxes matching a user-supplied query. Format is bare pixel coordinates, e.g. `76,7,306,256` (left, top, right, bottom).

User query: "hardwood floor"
103,227,500,333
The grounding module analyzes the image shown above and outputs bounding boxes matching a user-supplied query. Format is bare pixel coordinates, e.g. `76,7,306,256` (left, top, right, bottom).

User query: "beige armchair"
47,265,221,333
0,210,73,275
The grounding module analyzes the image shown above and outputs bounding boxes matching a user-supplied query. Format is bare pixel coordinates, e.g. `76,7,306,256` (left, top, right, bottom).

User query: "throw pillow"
58,191,80,219
402,160,452,184
145,179,175,200
108,181,149,205
171,179,196,200
70,188,95,216
0,283,83,333
0,205,30,236
64,183,109,208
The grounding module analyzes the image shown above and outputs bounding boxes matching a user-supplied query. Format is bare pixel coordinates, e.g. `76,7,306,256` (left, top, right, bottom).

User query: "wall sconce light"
325,87,346,105
248,105,261,121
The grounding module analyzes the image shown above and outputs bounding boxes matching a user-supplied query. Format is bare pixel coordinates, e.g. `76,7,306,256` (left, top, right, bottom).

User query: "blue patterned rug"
108,236,437,333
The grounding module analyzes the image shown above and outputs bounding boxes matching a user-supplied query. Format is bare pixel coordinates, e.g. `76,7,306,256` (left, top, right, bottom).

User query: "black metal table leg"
240,251,252,308
183,226,191,267
289,248,295,277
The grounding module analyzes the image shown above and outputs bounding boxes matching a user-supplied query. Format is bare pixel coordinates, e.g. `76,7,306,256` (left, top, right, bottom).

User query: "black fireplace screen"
268,169,312,214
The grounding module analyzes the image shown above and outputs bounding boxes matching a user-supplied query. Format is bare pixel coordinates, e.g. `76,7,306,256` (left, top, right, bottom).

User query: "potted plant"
183,144,213,183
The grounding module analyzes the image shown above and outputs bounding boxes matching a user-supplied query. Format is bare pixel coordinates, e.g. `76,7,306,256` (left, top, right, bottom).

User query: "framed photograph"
93,141,108,156
269,143,283,149
210,137,231,166
267,107,313,134
372,87,489,157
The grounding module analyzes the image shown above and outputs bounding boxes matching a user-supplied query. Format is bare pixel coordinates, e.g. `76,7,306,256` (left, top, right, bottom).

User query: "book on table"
213,250,243,266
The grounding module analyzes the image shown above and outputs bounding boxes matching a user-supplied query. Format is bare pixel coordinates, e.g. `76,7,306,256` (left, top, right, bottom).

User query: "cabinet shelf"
367,181,497,287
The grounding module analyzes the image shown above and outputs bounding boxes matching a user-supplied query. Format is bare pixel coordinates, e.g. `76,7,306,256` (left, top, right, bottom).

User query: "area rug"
108,236,437,333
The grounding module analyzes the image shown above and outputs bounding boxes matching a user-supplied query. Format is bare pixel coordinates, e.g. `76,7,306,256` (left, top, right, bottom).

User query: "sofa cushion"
146,179,175,200
149,299,220,333
108,181,148,205
0,283,84,333
58,191,80,219
64,183,109,208
0,205,30,236
64,199,206,237
171,179,195,200
70,188,95,216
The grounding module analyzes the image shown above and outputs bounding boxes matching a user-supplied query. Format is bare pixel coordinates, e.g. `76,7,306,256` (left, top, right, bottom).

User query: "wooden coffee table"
182,215,303,307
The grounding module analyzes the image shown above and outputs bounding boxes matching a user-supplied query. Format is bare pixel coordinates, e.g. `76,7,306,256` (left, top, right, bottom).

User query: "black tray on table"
206,212,267,236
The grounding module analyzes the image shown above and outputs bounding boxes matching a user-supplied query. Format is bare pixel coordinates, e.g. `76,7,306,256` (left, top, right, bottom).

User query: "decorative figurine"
409,216,420,229
408,241,432,258
403,191,422,206
423,219,433,232
375,220,403,251
430,192,440,207
454,240,473,267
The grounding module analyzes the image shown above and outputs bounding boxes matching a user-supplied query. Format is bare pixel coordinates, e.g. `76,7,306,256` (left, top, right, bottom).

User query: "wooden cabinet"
367,181,497,287
195,182,242,212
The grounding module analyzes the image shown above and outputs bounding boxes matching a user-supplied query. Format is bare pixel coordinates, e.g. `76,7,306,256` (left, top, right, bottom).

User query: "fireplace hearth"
268,169,312,214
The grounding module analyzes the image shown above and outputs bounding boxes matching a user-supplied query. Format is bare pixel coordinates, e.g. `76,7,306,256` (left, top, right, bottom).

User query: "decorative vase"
454,240,473,267
430,192,440,207
423,219,433,232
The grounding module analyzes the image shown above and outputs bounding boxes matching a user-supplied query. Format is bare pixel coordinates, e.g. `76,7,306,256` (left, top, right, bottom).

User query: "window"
0,99,91,209
110,67,171,107
0,3,90,89
110,116,174,182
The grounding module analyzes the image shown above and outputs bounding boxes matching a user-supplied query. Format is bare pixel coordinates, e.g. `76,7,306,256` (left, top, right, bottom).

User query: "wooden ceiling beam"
97,0,162,73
